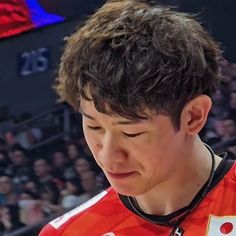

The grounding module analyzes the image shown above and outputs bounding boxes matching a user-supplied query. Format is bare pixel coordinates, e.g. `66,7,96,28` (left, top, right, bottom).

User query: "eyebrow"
81,111,95,120
81,111,146,125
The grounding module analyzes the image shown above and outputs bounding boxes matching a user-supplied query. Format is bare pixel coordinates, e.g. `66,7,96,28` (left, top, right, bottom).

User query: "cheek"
138,135,175,168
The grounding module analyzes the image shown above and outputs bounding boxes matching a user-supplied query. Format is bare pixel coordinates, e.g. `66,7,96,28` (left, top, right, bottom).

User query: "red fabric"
39,163,236,236
0,0,34,38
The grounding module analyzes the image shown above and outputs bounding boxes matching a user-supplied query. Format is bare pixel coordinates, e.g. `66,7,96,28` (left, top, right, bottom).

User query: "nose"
97,133,127,168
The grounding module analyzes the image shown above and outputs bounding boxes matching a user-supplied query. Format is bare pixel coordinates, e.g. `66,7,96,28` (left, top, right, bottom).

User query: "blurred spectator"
0,139,7,152
74,157,92,178
221,118,236,157
0,151,10,175
19,190,39,202
38,182,62,215
230,80,236,92
0,205,25,234
60,177,86,209
18,190,44,226
221,119,236,140
33,157,65,192
0,175,18,205
7,145,30,190
218,61,234,109
80,170,101,199
227,91,236,121
210,89,228,120
212,120,225,138
65,141,92,179
33,158,53,185
52,149,67,170
15,113,43,150
4,131,17,148
66,142,81,162
22,180,39,196
51,149,72,180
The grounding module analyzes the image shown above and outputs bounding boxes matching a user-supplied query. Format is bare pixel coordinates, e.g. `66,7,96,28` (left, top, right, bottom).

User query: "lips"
107,171,136,179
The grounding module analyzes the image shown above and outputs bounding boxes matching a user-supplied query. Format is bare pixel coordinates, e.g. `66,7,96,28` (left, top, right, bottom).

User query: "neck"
134,139,221,216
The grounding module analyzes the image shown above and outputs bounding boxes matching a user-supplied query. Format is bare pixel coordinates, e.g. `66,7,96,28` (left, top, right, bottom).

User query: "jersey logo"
171,227,184,236
206,215,236,235
50,190,108,229
102,232,116,236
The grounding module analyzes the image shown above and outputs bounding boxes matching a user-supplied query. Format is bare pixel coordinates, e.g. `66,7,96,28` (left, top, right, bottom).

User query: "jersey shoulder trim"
50,190,109,229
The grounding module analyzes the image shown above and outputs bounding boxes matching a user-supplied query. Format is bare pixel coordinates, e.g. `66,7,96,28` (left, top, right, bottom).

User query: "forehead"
80,98,154,124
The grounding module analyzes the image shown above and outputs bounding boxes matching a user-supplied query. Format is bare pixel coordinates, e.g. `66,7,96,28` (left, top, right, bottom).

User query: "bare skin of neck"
134,139,222,216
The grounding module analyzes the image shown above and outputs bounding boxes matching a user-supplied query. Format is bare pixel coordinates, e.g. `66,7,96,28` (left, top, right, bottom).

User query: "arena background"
0,1,235,235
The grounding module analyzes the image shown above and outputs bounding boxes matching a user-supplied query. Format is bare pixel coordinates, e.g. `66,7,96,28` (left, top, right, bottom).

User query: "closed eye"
123,132,145,138
87,126,102,130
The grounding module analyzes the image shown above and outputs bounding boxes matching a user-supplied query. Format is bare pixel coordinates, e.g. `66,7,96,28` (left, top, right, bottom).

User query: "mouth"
107,171,137,179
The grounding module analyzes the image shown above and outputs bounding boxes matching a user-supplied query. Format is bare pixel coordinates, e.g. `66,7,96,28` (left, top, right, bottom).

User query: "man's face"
67,144,79,160
75,158,91,175
0,176,12,194
52,152,66,168
24,181,37,193
80,171,97,193
81,99,186,196
33,159,50,177
10,150,26,166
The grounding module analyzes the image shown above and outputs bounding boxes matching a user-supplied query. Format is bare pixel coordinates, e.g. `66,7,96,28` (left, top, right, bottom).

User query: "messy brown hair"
56,0,222,129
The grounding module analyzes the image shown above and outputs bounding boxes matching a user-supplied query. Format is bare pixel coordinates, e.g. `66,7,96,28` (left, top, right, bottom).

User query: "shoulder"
39,188,120,235
213,154,236,185
211,159,236,201
224,160,236,182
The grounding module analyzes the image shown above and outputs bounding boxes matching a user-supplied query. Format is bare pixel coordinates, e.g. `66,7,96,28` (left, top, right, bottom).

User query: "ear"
180,95,212,135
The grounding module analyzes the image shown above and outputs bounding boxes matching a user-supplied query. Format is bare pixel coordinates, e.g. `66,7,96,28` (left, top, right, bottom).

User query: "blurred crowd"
203,60,236,157
0,137,109,235
0,61,235,235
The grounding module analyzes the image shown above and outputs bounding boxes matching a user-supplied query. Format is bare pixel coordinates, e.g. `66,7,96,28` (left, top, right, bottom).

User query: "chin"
111,183,145,197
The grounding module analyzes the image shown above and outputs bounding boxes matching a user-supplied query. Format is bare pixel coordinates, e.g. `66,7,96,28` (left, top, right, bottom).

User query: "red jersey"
39,156,236,236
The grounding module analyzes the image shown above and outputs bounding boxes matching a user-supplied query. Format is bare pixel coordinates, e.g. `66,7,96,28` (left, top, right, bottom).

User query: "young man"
39,0,236,235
